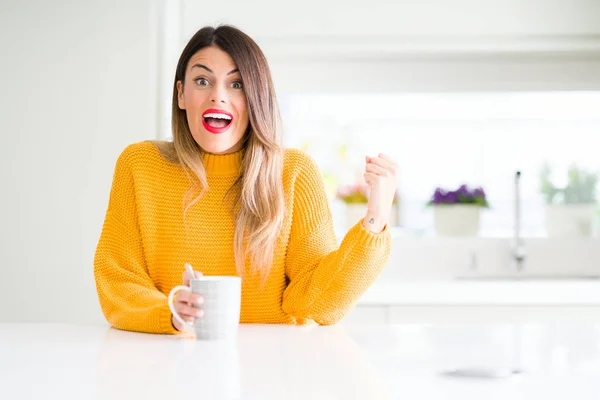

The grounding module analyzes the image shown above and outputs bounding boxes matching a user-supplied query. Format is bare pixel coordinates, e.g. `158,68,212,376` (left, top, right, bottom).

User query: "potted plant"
540,163,598,237
427,184,489,236
336,183,399,229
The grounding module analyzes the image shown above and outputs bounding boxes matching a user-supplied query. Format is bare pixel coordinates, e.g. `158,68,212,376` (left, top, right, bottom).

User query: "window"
280,92,600,237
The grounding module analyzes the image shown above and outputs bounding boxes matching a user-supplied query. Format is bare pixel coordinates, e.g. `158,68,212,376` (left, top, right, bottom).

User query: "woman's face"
177,46,249,154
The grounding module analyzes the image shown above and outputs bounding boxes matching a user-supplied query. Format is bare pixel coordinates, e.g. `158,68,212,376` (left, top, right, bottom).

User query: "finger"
367,155,397,173
176,303,204,318
176,312,195,325
172,314,195,331
364,173,382,204
176,290,204,305
363,172,380,185
377,153,398,167
183,270,203,286
366,163,390,176
183,271,191,286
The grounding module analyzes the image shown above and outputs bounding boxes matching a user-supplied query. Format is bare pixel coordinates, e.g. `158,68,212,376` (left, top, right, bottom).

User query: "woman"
94,25,397,334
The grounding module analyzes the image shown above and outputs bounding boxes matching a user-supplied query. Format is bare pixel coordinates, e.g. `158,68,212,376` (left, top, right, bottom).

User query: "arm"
94,146,177,334
281,155,391,325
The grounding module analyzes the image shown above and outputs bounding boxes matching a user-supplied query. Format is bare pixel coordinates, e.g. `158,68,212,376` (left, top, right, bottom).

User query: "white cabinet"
343,279,600,325
380,237,600,281
343,304,600,325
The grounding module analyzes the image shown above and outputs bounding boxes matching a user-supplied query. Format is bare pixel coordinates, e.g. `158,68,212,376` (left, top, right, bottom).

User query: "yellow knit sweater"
94,141,391,334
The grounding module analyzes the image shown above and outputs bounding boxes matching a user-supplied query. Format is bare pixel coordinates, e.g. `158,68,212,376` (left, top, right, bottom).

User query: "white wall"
0,0,159,323
183,0,600,38
181,0,600,93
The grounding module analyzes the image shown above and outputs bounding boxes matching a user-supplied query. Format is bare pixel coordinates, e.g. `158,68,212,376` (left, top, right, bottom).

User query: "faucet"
512,171,526,271
461,171,526,277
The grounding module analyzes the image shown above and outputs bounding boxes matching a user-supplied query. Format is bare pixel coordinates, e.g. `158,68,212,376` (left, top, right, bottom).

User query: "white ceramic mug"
168,276,242,340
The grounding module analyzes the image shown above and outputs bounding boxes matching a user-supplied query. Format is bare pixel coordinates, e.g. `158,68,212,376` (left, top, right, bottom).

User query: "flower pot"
433,204,481,237
545,204,596,237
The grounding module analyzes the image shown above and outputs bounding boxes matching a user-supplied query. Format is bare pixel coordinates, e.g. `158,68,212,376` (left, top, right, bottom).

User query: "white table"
1,322,600,399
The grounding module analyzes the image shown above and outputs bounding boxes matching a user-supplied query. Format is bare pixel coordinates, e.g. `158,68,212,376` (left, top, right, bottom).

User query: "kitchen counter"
1,322,600,399
359,280,600,306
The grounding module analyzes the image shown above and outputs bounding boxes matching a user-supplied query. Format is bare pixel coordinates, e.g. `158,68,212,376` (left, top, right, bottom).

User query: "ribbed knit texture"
94,141,391,334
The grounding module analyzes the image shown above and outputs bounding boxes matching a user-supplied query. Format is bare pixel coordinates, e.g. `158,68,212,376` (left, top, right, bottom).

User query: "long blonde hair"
155,25,285,280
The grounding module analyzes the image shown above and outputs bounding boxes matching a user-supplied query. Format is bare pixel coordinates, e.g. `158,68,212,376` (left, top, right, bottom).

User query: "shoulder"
115,140,172,171
282,148,325,192
112,141,177,183
283,148,320,177
117,140,164,160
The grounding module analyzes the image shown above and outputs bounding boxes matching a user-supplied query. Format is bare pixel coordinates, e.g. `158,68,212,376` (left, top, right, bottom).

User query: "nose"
209,84,227,104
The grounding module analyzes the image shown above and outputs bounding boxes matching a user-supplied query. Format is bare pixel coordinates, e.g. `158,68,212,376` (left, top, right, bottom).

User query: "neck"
201,149,244,176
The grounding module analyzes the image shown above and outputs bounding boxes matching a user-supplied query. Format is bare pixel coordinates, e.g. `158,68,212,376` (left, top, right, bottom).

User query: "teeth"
204,113,232,120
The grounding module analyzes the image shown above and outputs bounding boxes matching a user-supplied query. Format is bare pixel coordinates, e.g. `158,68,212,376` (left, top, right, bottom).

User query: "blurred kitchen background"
1,0,600,324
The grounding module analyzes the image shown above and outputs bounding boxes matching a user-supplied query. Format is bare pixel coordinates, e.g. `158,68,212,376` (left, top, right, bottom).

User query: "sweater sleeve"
94,146,177,334
281,153,391,325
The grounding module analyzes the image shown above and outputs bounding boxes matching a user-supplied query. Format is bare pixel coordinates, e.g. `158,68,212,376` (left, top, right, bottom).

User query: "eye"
194,77,209,86
231,81,243,89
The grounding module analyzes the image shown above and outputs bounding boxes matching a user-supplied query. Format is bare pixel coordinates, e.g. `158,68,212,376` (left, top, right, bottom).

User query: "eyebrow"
190,64,239,75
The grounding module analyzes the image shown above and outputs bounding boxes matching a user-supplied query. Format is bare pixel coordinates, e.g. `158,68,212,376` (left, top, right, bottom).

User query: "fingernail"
196,310,204,317
196,296,204,304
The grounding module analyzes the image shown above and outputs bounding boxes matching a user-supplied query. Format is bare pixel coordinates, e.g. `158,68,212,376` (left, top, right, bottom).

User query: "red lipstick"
201,108,233,134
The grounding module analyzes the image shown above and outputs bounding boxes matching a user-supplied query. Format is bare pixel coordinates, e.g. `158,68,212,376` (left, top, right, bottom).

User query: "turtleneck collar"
201,149,244,176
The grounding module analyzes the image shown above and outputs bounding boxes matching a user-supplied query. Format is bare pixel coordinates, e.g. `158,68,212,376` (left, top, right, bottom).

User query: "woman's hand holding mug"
169,265,242,340
170,269,204,332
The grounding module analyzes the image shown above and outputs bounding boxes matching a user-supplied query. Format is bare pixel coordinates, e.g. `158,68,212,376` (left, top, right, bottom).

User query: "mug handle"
168,285,195,330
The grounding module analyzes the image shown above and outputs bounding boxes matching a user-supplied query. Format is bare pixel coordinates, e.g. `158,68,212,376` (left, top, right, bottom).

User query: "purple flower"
445,191,458,203
474,187,486,198
428,184,490,207
432,188,445,204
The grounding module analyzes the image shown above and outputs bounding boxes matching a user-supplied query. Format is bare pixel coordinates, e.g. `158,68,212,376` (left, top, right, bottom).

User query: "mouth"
201,108,233,134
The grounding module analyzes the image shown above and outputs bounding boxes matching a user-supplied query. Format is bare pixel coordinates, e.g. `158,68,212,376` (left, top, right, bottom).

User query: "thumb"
183,270,203,286
363,171,373,186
